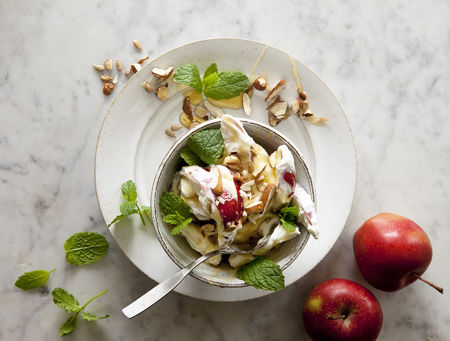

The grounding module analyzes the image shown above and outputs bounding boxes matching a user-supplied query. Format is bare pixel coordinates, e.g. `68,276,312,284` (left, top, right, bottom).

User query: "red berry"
217,182,243,226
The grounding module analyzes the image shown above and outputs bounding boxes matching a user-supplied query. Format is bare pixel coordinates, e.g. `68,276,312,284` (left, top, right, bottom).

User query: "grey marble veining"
1,0,450,340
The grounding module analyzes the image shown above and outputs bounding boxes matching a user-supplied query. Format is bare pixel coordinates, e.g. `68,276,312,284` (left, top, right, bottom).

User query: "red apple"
303,278,383,341
353,213,443,293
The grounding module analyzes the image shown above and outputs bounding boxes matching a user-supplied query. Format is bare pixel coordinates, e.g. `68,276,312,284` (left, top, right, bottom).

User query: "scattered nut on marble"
103,82,114,95
115,59,122,71
165,128,175,138
93,64,105,71
104,59,113,71
138,56,149,65
142,82,153,93
130,63,141,73
133,40,143,50
100,74,113,82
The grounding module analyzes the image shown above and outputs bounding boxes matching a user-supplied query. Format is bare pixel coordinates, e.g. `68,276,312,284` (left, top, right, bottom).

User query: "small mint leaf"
52,288,81,313
121,180,137,201
159,192,191,218
236,256,285,291
59,313,78,336
173,64,202,93
120,201,138,216
81,311,109,321
187,128,224,164
171,217,192,235
64,232,109,266
180,146,203,166
203,71,249,100
15,268,55,290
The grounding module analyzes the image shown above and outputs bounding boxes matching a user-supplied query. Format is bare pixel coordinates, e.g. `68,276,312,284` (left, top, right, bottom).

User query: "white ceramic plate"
95,38,356,302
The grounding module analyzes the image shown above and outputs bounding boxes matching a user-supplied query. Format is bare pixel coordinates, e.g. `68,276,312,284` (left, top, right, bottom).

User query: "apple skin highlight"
303,278,383,341
353,213,433,292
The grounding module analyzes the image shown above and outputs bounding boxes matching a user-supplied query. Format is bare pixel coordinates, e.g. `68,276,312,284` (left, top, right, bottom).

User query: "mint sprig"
173,62,249,100
279,206,299,232
64,232,109,265
52,288,109,336
15,268,55,290
180,146,203,166
160,192,192,235
108,180,151,227
236,256,285,291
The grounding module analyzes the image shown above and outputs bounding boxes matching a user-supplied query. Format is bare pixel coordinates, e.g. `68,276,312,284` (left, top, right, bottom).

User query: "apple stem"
414,273,444,294
325,313,346,320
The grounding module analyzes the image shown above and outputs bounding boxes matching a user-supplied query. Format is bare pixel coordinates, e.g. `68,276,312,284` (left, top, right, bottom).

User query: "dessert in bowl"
151,115,318,287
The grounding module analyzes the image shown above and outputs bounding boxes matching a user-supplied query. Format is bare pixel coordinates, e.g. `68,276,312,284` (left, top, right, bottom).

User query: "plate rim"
94,37,357,302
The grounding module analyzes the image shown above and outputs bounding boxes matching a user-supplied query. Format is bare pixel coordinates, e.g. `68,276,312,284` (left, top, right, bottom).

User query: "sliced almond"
100,74,113,82
212,168,223,195
93,64,105,71
244,201,264,215
204,100,224,118
257,183,266,192
253,76,267,91
302,100,309,114
268,113,281,127
133,40,143,50
104,59,113,71
242,92,251,116
182,97,193,118
131,63,141,73
253,164,266,178
138,56,149,64
260,183,276,210
223,155,242,171
304,113,329,125
194,106,208,120
142,82,153,93
171,124,182,131
112,74,118,85
265,79,286,102
266,95,280,110
291,98,302,115
152,66,174,81
124,68,131,76
269,152,277,168
233,172,243,183
270,101,288,119
179,112,192,128
116,59,122,71
165,129,175,138
240,180,255,192
155,86,170,101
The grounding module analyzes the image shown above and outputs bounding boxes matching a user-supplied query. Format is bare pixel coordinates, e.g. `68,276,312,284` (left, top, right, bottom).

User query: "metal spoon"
122,232,274,318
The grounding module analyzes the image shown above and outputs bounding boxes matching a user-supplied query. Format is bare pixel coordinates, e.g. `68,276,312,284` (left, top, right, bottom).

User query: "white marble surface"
1,0,449,339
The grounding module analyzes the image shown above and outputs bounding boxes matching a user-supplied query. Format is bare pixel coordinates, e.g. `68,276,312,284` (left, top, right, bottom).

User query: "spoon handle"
122,250,220,318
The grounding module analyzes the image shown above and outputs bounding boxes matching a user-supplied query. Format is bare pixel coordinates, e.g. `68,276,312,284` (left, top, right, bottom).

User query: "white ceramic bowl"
151,118,315,287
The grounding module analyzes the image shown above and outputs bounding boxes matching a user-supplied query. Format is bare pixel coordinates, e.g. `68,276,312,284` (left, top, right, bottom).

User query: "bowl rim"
151,117,315,288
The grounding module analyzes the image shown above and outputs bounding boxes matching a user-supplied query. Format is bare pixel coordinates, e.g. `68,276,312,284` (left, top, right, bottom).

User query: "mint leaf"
180,146,203,166
121,180,137,201
120,201,138,215
108,214,125,227
64,232,109,265
52,288,81,313
159,192,191,218
279,206,299,232
188,128,224,164
236,256,285,291
203,71,249,100
170,217,192,235
81,311,109,321
173,64,202,93
59,313,78,336
163,212,186,225
203,63,219,89
15,268,55,290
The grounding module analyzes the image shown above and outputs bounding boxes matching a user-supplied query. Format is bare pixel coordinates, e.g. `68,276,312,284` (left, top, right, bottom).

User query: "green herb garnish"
160,192,192,235
15,268,55,290
64,232,109,265
279,205,299,232
180,145,203,166
187,128,224,164
52,288,109,336
236,256,285,291
108,180,151,227
173,62,249,100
